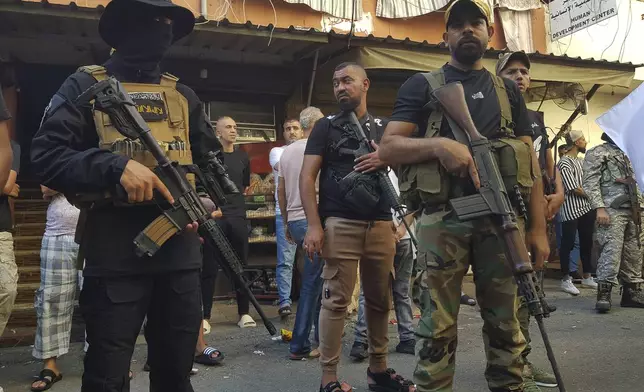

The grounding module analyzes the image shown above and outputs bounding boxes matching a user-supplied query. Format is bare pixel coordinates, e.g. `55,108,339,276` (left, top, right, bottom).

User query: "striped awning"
283,0,363,20
375,0,496,21
376,0,449,18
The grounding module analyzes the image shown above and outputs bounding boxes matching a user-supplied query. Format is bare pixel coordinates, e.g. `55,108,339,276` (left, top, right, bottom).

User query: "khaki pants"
319,217,396,376
0,231,17,336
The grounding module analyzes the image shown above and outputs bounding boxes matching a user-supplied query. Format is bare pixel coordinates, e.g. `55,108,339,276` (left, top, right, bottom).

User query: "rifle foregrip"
134,214,181,257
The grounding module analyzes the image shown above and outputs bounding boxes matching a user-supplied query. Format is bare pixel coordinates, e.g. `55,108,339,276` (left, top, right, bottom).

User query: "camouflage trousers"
412,209,526,392
596,208,644,286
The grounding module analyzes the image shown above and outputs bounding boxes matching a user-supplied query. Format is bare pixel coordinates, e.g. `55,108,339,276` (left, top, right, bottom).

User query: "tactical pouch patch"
338,172,381,212
77,65,195,191
491,137,534,198
399,161,450,211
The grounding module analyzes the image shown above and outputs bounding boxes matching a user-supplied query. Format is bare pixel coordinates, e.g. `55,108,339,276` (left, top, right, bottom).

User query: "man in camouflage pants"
582,132,644,313
379,0,549,390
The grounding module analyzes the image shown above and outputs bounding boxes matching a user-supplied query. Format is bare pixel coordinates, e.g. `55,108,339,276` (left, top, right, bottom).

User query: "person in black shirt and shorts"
379,0,549,390
301,62,415,392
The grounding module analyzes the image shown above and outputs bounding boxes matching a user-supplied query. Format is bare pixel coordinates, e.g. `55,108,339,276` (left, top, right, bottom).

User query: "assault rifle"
342,111,418,248
75,77,277,336
430,82,566,392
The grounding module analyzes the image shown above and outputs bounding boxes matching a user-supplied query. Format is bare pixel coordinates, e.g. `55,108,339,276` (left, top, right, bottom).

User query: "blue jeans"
287,219,323,354
355,238,415,344
275,214,297,308
555,213,580,272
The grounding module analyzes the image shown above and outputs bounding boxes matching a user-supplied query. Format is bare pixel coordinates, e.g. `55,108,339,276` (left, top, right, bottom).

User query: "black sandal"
320,381,353,392
194,346,225,366
367,368,415,392
31,369,63,391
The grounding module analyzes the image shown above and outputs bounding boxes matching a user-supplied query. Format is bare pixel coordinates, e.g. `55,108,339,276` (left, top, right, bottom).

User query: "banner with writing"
550,0,617,41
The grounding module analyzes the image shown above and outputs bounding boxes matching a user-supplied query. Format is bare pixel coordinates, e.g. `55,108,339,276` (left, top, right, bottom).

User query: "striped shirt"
558,155,592,221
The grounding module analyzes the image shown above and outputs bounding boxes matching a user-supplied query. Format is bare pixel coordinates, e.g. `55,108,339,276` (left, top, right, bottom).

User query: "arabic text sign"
550,0,617,41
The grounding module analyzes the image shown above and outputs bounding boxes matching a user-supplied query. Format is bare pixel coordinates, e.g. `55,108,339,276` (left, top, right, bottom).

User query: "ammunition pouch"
74,65,196,205
335,170,381,213
398,161,450,212
398,67,527,211
490,137,535,203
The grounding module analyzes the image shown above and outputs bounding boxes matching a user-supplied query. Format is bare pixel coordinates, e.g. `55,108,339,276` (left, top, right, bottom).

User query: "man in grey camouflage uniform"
582,132,644,313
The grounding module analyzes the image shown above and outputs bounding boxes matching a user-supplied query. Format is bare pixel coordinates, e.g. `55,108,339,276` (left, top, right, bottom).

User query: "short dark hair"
334,62,365,73
283,118,300,126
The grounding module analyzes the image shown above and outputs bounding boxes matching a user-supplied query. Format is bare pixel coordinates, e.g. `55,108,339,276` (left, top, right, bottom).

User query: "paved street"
1,277,644,392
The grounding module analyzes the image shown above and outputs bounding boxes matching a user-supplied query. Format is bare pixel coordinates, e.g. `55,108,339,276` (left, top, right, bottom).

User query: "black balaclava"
111,11,174,80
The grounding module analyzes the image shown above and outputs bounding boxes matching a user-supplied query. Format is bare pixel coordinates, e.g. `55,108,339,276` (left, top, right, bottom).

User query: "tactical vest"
77,65,196,190
398,68,535,212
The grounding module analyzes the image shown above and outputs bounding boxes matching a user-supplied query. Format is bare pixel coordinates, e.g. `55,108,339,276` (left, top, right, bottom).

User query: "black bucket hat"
99,0,196,49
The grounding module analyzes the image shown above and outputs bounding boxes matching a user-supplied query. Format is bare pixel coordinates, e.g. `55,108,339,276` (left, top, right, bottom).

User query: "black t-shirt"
527,109,548,171
220,148,250,218
390,64,533,140
0,141,21,232
304,112,392,221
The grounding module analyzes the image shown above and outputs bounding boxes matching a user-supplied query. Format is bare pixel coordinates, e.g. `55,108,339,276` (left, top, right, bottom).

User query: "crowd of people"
0,0,643,391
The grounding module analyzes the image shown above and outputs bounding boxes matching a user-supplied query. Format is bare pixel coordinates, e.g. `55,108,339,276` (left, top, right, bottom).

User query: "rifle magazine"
134,214,181,257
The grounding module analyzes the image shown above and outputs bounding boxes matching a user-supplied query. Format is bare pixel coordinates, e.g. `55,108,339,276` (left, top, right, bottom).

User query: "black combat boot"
620,283,644,308
595,282,612,313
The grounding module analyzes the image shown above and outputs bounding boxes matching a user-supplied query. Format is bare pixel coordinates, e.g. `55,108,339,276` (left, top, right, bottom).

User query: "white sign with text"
550,0,617,41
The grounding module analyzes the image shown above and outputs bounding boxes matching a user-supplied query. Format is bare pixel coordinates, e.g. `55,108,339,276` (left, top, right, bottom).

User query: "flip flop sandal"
194,346,225,366
238,314,257,328
31,369,63,391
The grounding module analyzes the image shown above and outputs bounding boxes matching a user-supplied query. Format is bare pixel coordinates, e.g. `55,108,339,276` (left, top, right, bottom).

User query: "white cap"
568,129,584,143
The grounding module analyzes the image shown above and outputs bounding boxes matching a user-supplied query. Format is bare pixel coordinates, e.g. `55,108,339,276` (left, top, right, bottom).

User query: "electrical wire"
348,0,357,49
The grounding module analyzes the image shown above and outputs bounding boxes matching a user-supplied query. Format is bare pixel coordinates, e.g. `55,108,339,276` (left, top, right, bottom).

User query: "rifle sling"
423,72,470,145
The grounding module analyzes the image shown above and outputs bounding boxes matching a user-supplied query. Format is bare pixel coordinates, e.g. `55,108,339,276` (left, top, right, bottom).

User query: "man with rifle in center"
301,62,416,392
30,0,227,391
379,0,550,391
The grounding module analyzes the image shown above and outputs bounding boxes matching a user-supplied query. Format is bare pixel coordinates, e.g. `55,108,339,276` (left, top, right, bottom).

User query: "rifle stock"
76,77,277,336
430,82,566,392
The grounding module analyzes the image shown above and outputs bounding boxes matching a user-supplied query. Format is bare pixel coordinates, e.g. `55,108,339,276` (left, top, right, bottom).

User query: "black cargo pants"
80,270,202,392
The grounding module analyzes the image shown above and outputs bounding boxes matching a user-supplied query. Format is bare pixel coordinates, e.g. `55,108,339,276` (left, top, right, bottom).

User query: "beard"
578,146,587,153
453,39,484,65
337,95,360,111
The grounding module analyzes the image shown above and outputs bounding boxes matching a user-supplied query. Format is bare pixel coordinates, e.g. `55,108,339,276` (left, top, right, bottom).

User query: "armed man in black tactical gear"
31,1,222,391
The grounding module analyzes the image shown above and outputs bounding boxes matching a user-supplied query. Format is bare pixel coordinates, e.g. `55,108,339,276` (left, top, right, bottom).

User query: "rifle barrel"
536,317,567,392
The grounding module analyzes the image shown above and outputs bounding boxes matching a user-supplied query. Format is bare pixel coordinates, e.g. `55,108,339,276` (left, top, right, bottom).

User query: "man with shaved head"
300,62,415,392
205,116,255,328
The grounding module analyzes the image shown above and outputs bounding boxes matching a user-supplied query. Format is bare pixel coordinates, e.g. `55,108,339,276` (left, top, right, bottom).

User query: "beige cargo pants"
318,217,396,376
